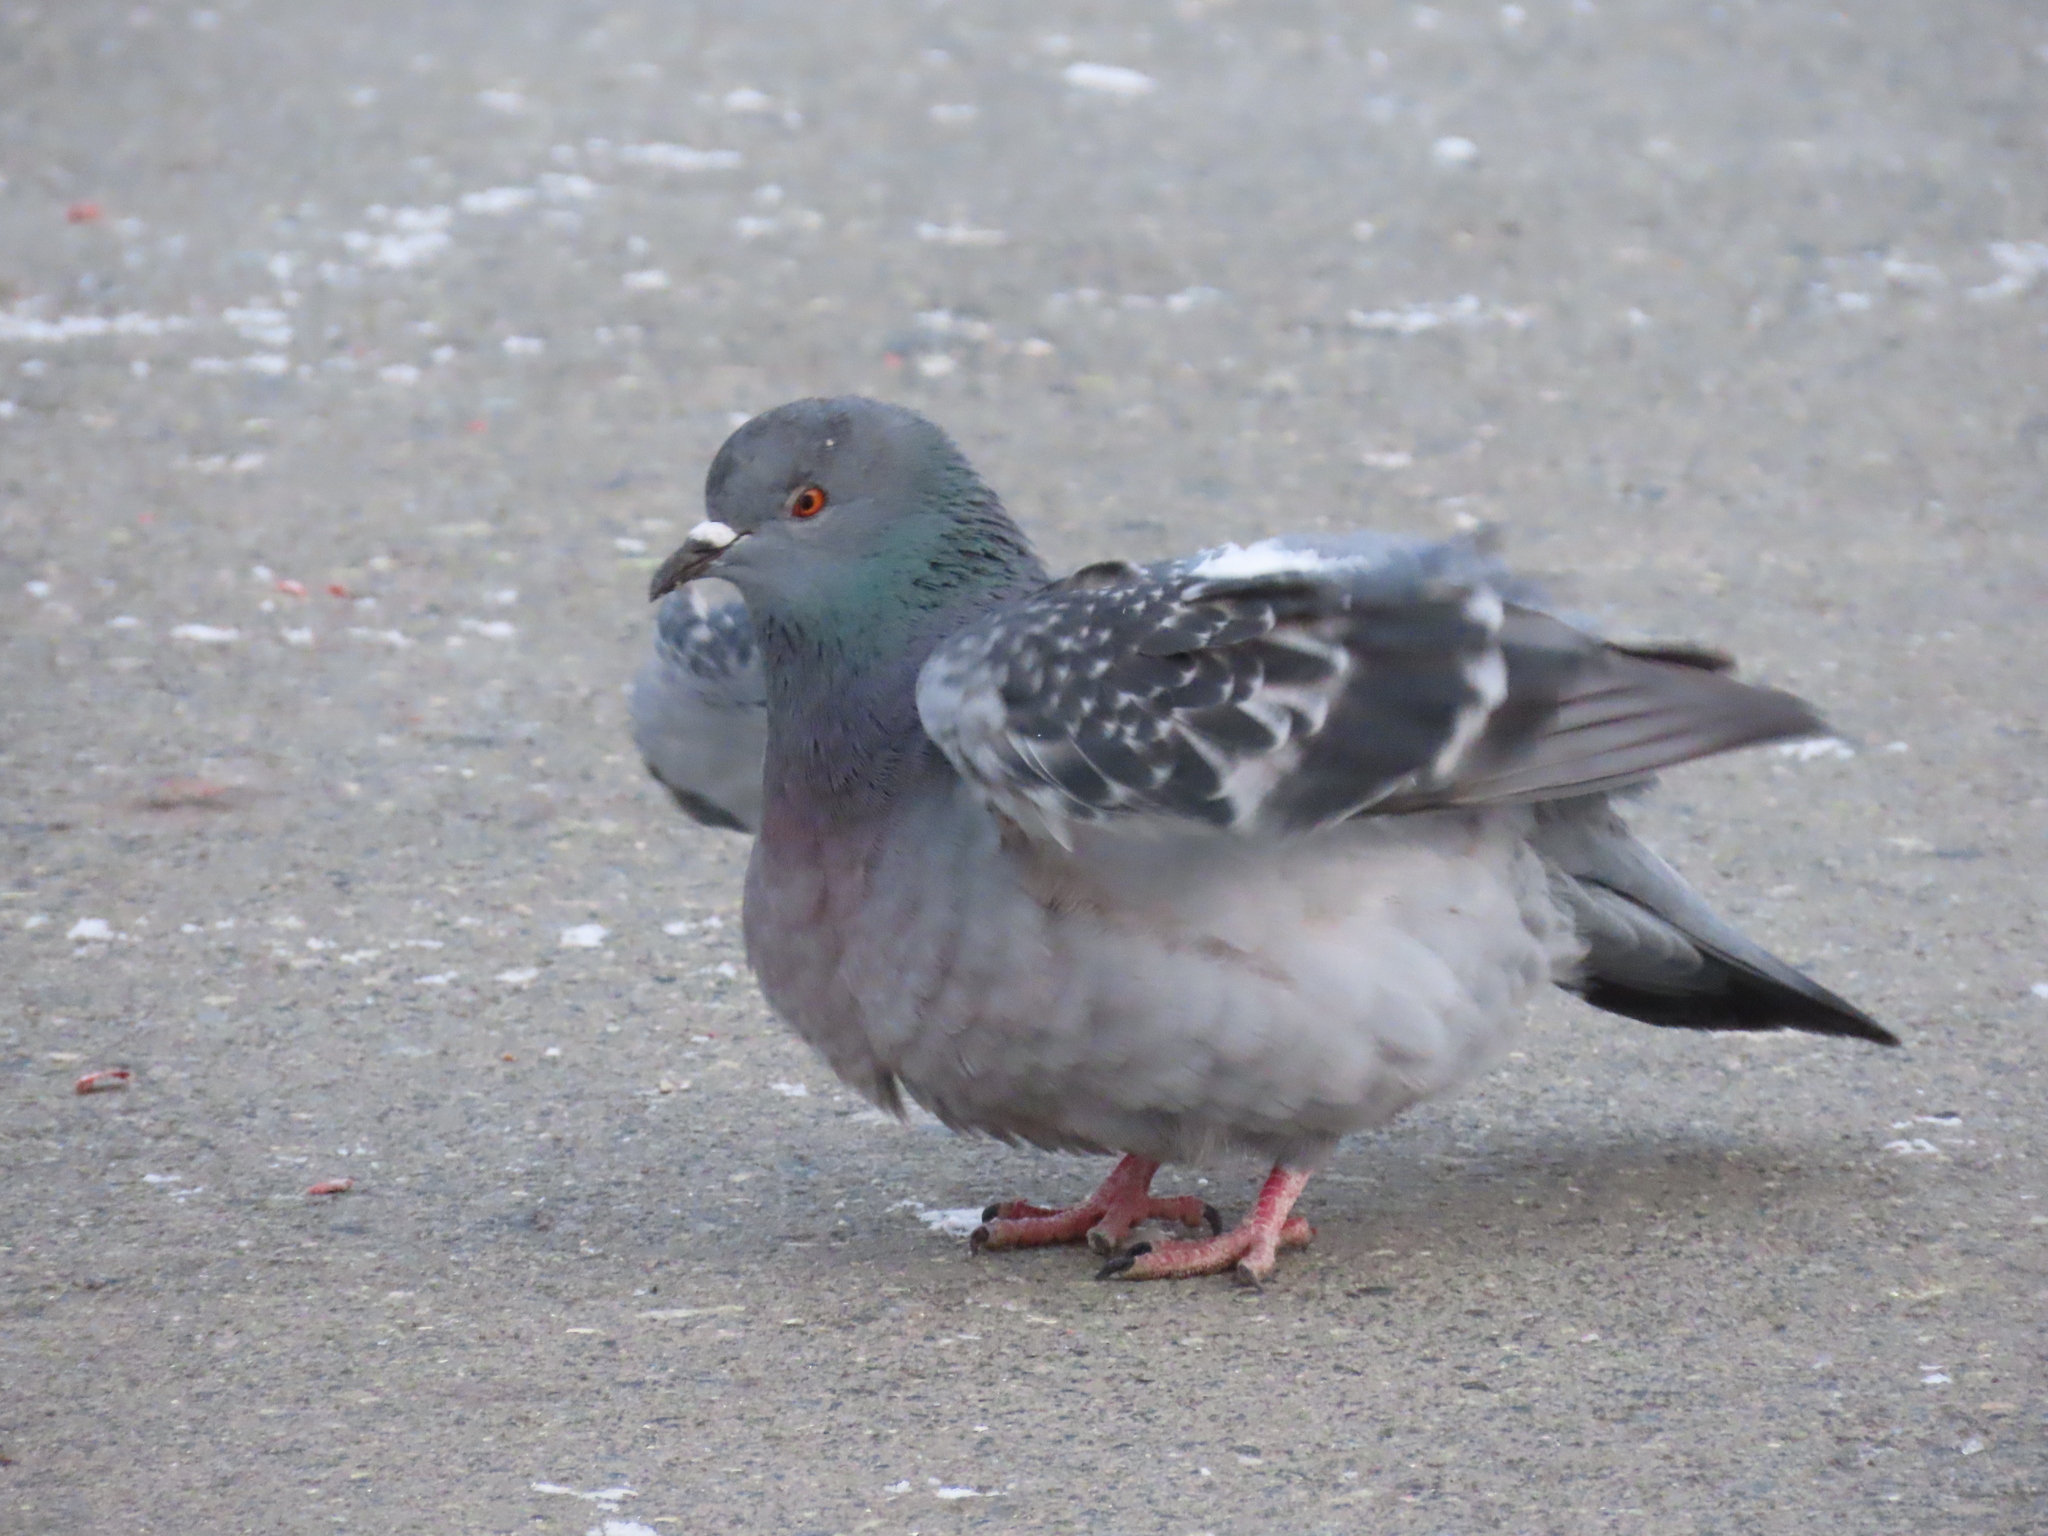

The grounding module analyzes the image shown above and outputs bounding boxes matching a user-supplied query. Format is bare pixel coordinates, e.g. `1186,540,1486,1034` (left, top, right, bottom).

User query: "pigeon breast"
745,757,1581,1167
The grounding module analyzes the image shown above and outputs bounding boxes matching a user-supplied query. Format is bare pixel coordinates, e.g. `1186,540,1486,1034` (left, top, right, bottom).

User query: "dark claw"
1231,1261,1265,1293
969,1224,992,1254
1201,1202,1224,1236
981,1202,1002,1223
1095,1242,1150,1282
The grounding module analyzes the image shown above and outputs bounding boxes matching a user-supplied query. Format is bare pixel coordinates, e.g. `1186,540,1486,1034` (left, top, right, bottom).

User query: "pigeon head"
649,397,1043,642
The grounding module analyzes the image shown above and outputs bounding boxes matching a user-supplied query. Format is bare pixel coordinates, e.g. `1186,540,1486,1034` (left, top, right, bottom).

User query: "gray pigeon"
643,397,1895,1284
631,585,766,832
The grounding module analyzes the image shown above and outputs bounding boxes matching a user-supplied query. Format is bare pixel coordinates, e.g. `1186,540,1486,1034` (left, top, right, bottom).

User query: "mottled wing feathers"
920,538,1507,837
1374,608,1824,811
918,537,1825,840
652,585,762,693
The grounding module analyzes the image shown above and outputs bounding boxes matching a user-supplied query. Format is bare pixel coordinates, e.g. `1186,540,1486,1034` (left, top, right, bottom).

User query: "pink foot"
971,1154,1222,1258
1096,1165,1316,1285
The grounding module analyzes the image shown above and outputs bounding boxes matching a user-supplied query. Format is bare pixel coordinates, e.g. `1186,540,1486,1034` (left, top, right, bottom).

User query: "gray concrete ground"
3,2,2045,1532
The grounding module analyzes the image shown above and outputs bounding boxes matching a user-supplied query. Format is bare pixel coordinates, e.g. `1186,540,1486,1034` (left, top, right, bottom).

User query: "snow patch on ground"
1347,294,1534,334
1965,241,2048,302
916,221,1007,247
1062,62,1157,96
617,143,742,172
0,309,195,342
531,1482,635,1511
1775,737,1856,762
460,186,536,215
912,1206,987,1237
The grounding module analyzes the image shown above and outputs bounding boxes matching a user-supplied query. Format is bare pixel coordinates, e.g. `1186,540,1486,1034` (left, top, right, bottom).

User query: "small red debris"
66,201,103,224
139,776,235,811
501,1053,518,1062
464,418,489,435
306,1178,355,1196
882,351,904,370
74,1069,132,1095
325,582,351,599
275,578,307,597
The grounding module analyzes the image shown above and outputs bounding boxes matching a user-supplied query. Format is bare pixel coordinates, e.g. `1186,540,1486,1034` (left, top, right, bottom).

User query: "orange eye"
789,485,828,518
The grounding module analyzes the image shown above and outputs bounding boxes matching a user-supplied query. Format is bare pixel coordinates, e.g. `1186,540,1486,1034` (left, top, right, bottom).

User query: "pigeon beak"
648,520,745,601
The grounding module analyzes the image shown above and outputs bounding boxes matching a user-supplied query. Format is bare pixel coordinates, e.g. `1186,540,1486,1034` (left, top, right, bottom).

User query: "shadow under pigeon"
1260,1122,1902,1296
616,1119,1901,1289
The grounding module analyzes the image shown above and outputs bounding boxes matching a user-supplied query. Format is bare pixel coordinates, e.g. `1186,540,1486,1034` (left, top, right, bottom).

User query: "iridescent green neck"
752,493,1045,816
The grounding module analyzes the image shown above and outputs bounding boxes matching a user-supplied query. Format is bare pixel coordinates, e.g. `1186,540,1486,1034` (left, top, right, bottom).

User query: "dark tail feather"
1534,796,1899,1049
1570,947,1898,1045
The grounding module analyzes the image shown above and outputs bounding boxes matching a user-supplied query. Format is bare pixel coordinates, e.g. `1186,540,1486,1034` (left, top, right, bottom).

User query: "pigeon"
631,585,766,832
643,396,1896,1284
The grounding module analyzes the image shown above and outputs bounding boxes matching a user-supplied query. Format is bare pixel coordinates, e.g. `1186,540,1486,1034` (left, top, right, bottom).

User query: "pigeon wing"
917,537,1826,840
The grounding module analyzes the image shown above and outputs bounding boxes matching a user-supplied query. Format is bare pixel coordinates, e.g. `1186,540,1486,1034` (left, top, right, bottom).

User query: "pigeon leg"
971,1154,1222,1257
1096,1164,1316,1284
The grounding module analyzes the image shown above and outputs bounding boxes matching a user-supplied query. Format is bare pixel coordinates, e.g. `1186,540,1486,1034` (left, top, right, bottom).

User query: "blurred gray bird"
638,396,1895,1284
631,585,766,833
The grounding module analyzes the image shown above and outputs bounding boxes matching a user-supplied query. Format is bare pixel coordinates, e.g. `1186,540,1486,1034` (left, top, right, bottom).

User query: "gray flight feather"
639,398,1896,1179
630,586,766,832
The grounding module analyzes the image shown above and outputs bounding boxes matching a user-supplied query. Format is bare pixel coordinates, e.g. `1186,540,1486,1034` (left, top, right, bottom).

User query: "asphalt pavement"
3,2,2045,1532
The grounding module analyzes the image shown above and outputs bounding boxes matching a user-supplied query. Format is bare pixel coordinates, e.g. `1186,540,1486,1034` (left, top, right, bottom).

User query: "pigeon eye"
788,485,828,518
